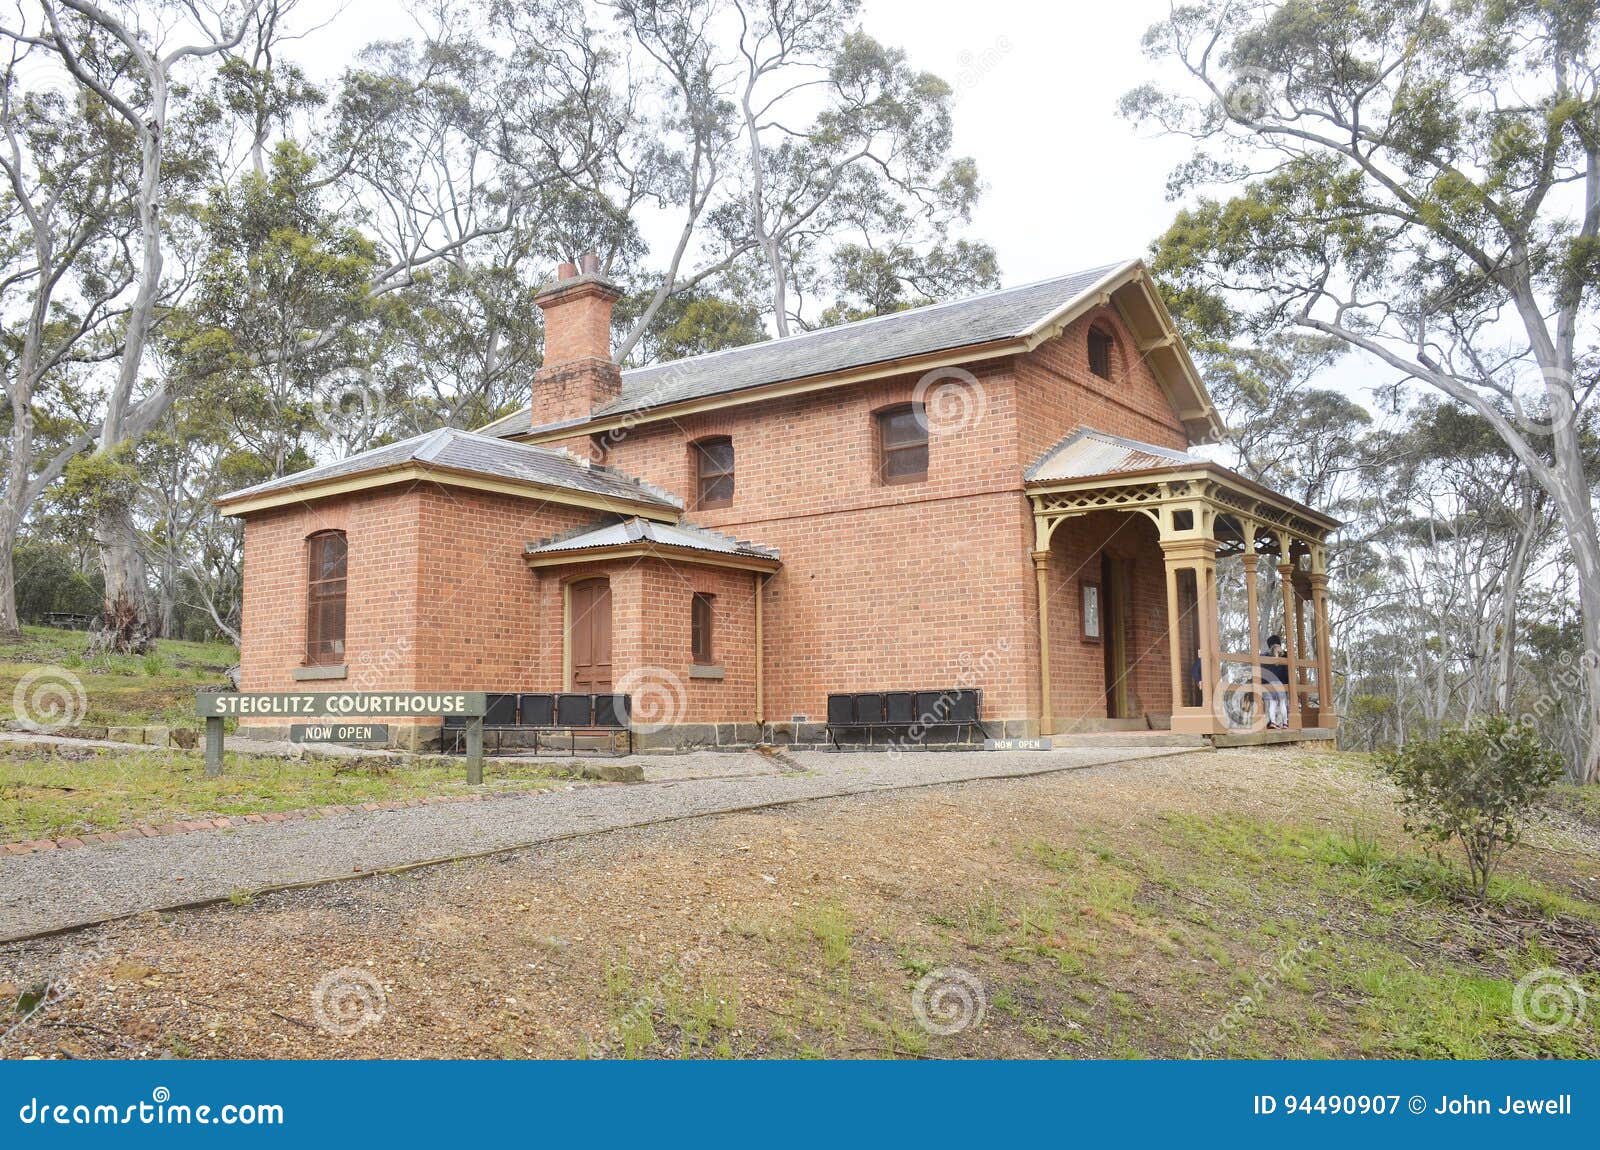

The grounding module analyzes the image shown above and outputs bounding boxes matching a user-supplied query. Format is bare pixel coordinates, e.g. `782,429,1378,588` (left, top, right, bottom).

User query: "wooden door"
1102,554,1131,719
568,578,613,691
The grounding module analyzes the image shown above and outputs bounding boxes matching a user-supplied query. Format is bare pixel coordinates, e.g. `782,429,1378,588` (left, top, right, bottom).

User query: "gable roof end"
1025,427,1196,483
524,517,781,572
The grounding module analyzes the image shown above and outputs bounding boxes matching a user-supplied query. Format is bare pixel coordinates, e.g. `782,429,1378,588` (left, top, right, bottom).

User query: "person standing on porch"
1260,634,1289,729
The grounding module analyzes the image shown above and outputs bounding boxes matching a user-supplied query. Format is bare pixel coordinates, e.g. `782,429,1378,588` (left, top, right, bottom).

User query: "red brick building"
220,258,1339,750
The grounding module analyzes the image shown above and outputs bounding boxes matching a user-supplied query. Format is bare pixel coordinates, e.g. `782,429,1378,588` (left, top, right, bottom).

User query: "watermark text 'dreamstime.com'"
16,1087,284,1128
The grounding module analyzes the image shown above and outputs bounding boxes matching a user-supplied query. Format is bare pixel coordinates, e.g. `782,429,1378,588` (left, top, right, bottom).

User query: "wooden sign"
290,723,391,744
196,691,487,718
984,737,1051,751
195,691,488,783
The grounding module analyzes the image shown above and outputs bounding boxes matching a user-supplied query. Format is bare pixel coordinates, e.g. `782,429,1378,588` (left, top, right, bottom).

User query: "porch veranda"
1025,434,1340,740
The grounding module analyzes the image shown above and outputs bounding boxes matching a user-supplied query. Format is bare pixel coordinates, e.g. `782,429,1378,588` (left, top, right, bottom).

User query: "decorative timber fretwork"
1031,482,1166,524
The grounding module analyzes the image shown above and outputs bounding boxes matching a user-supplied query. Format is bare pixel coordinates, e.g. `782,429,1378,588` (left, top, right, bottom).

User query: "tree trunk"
1571,551,1600,785
1494,493,1537,713
0,521,19,638
740,80,789,337
0,410,29,639
90,77,165,654
91,506,151,656
158,557,177,639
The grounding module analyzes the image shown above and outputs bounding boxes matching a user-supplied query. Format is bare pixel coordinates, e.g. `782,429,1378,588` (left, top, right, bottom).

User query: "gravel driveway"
0,745,1193,941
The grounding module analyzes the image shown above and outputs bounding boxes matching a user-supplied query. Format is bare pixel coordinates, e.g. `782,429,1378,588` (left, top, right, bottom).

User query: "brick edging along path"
1,786,563,856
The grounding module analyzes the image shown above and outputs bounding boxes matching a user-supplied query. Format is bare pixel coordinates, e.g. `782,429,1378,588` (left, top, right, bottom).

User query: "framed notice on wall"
1082,580,1102,641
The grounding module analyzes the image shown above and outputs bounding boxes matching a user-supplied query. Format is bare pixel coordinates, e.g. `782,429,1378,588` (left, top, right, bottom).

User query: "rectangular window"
306,532,348,665
695,438,734,508
691,593,715,664
1088,328,1113,379
877,406,928,484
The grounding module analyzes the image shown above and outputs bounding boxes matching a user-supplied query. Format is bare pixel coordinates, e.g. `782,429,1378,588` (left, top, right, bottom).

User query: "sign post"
465,717,484,785
195,691,490,781
204,714,225,779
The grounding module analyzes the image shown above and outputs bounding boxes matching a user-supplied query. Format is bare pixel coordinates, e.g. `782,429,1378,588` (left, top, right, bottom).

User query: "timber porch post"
1160,526,1220,735
1308,564,1335,730
1033,549,1054,737
1277,559,1302,730
1242,541,1263,732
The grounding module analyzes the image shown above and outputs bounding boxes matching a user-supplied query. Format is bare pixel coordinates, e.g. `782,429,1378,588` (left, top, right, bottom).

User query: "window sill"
689,664,725,681
294,664,348,681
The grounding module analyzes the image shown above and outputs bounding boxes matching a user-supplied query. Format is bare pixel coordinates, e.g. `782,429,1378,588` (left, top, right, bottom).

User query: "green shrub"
1377,717,1566,901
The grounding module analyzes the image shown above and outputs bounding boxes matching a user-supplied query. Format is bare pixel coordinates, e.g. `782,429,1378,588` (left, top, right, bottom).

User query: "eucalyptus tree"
0,30,138,637
12,0,262,652
180,141,379,473
732,9,987,333
1124,0,1600,780
313,0,629,420
817,238,999,324
604,0,992,345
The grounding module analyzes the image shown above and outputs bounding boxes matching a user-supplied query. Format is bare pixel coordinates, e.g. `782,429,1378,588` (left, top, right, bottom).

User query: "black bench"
825,689,985,749
440,692,632,756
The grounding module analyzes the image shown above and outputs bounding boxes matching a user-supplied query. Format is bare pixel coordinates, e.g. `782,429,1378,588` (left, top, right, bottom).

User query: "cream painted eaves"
524,541,781,573
216,463,682,521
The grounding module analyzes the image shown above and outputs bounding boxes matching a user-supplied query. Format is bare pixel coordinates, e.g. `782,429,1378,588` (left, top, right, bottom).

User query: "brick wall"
237,302,1194,737
632,560,760,723
577,312,1190,728
239,482,599,737
1043,510,1172,728
239,488,423,734
239,481,764,737
409,485,600,693
1014,308,1188,464
581,363,1039,724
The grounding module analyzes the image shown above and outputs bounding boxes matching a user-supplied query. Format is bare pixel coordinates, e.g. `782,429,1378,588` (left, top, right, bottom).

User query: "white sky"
279,0,1387,420
297,0,1196,287
862,0,1192,283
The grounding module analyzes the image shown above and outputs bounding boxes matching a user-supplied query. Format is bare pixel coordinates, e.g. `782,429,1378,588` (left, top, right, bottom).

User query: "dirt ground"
2,747,1597,1060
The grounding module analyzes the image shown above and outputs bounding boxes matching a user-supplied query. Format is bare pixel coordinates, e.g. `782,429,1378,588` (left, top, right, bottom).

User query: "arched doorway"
567,577,613,691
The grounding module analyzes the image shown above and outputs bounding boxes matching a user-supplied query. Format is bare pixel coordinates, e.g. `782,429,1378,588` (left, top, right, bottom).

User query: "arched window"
876,404,928,484
1087,326,1115,380
306,531,347,665
693,437,734,508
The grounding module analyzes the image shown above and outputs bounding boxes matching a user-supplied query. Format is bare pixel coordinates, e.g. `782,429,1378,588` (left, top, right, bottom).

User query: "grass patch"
0,624,237,730
598,951,740,1059
0,746,569,840
1546,782,1600,830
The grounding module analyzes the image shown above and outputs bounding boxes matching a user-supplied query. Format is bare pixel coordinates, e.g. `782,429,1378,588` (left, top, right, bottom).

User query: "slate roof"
1025,427,1196,483
479,261,1136,438
218,427,682,511
525,517,779,563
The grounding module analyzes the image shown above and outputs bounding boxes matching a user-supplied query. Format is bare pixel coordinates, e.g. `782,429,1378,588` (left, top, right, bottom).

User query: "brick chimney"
532,251,623,426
